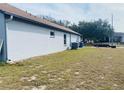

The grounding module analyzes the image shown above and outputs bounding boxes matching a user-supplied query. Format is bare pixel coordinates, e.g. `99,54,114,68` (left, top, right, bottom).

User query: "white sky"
10,3,124,32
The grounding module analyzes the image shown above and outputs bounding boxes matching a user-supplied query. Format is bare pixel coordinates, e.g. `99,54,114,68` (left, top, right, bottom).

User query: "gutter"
3,11,81,36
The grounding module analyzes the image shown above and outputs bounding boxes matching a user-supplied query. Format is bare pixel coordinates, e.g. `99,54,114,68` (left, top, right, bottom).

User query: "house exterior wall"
71,34,81,43
114,33,124,43
121,36,124,42
6,20,80,61
0,11,7,61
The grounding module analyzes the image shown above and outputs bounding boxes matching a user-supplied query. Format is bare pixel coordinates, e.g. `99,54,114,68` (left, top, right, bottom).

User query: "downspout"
6,15,13,23
5,15,13,62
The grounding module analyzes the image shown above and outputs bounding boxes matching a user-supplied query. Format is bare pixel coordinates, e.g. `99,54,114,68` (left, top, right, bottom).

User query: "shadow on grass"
0,61,8,66
0,61,25,67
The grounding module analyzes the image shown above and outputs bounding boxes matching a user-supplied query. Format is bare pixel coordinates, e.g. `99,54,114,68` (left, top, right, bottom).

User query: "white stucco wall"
6,20,80,61
121,36,124,42
71,34,81,43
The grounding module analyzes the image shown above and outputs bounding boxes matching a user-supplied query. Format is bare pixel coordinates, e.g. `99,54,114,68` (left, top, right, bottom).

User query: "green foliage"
69,19,114,43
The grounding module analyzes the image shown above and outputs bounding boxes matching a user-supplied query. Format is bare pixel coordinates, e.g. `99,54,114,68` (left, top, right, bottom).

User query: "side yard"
0,47,124,89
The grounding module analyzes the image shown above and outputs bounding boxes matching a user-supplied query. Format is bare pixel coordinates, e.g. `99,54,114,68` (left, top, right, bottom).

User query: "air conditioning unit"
79,42,84,48
71,42,78,50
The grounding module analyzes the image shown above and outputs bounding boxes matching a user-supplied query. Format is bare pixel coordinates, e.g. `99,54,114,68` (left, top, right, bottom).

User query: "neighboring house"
0,4,81,62
114,32,124,43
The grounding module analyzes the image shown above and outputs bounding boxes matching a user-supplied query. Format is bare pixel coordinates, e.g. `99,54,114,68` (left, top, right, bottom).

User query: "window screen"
50,31,55,38
64,34,67,45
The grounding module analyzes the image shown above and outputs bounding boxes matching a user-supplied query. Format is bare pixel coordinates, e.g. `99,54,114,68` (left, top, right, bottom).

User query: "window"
64,34,67,45
50,31,55,38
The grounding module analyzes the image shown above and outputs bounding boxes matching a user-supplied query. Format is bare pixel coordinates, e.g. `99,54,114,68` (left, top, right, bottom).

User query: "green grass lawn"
0,47,124,90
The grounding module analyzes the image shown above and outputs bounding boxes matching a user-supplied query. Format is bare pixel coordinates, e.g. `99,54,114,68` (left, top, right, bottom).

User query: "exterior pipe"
6,15,13,23
0,12,8,62
5,15,13,62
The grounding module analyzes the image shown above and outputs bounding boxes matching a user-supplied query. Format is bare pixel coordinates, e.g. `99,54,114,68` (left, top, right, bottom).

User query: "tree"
69,19,114,43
